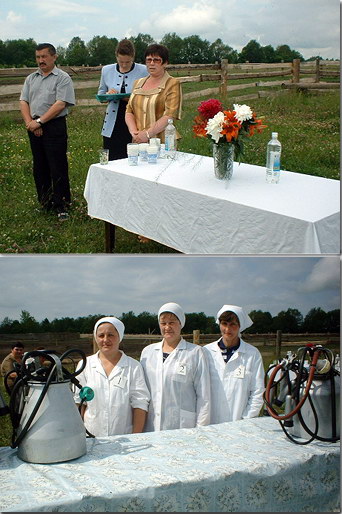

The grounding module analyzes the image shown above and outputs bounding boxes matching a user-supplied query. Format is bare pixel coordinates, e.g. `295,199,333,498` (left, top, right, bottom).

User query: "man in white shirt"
203,304,264,424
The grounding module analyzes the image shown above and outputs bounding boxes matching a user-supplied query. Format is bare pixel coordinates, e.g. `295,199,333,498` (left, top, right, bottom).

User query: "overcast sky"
0,255,339,323
1,0,340,60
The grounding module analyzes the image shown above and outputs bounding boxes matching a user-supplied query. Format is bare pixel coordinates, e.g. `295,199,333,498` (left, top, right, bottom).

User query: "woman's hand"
133,130,149,143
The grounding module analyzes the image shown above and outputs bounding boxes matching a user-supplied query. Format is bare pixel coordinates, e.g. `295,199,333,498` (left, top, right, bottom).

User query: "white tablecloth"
0,416,339,512
84,152,340,254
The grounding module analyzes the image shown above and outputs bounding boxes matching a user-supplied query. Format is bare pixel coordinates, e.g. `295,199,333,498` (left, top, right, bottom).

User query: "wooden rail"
0,331,339,361
0,59,339,110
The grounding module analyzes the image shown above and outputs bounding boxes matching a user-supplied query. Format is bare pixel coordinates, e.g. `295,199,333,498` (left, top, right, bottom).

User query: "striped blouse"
126,71,182,143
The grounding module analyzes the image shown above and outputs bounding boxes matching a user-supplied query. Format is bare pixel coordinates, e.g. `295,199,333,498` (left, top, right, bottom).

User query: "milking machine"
264,344,340,444
3,348,94,464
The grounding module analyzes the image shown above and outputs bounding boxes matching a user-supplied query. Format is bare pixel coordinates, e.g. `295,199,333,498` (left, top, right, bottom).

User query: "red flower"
197,98,223,121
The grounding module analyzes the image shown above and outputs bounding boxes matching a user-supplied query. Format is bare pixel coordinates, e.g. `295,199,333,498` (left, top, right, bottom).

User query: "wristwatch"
36,118,43,125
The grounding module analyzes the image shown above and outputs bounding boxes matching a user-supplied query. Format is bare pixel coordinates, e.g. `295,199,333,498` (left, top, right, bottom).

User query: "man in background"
19,43,75,221
1,342,25,392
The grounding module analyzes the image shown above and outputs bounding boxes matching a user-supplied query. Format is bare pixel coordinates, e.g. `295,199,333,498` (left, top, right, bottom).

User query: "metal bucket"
17,381,86,464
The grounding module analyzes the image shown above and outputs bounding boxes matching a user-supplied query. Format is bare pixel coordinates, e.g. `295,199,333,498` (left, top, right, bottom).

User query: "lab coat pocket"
180,409,196,428
171,372,187,383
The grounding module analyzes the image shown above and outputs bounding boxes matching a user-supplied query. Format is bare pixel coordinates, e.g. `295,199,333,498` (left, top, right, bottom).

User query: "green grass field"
0,89,339,253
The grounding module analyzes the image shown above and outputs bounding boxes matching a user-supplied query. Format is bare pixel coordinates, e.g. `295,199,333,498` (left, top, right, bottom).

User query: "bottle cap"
272,132,278,138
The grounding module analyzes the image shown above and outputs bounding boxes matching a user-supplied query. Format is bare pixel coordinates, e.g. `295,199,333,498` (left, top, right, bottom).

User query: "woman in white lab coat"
203,305,264,424
140,302,211,432
74,316,150,436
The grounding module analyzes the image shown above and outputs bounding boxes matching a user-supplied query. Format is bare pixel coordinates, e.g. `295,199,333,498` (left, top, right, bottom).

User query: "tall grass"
0,90,339,253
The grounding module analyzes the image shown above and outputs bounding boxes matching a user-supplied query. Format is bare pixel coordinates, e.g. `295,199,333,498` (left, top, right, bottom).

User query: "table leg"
104,222,116,253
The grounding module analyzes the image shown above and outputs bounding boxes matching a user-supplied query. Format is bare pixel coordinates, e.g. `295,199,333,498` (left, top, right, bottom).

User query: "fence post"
193,329,200,345
315,58,320,83
292,59,300,83
276,330,282,360
220,59,229,95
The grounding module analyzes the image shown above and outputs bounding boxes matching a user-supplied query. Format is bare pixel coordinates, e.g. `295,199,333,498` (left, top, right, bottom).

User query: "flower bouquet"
193,99,266,179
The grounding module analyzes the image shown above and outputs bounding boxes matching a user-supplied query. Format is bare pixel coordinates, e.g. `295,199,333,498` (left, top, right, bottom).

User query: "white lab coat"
74,351,150,436
203,338,265,424
140,338,211,431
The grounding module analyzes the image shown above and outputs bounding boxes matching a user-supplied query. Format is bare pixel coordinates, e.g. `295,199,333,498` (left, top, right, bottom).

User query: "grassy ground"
0,89,339,253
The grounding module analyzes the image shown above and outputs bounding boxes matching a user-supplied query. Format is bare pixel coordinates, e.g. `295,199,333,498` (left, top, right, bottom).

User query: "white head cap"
158,302,185,328
216,305,253,333
93,316,125,342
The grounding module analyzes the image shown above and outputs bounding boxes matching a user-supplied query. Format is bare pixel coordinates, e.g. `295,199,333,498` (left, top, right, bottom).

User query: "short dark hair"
36,43,56,55
11,342,24,349
219,311,240,325
144,44,169,64
116,39,135,57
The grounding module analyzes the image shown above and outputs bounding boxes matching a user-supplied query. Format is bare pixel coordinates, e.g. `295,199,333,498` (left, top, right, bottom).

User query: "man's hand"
27,119,42,132
33,127,43,137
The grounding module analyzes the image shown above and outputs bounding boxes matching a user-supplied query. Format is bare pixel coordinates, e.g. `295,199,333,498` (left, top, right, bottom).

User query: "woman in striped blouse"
125,44,182,144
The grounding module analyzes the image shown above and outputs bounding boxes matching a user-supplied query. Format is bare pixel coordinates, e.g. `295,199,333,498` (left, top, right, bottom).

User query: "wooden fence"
0,59,339,111
0,331,339,361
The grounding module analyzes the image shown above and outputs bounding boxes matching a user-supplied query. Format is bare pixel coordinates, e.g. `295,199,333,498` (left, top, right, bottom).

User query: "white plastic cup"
99,148,109,165
127,143,139,166
138,143,149,161
147,144,158,164
149,138,161,157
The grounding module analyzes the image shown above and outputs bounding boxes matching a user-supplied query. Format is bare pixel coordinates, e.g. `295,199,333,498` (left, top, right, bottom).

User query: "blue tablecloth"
0,416,339,512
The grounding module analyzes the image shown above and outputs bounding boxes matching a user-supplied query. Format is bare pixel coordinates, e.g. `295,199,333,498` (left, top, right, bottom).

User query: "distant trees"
86,36,118,66
0,307,339,335
130,33,155,63
239,40,304,63
0,38,36,67
0,34,312,68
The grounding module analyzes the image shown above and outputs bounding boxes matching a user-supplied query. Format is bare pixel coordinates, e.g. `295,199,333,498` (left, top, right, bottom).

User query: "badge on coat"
233,365,245,378
113,373,127,388
177,364,187,376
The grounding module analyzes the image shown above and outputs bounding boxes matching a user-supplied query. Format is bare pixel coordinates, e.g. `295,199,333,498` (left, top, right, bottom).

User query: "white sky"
0,255,339,322
0,0,340,60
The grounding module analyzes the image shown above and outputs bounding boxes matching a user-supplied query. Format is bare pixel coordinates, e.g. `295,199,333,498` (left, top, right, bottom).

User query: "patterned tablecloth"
0,416,339,512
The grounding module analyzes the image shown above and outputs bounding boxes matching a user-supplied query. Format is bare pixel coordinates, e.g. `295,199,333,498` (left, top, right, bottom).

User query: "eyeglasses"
145,57,162,64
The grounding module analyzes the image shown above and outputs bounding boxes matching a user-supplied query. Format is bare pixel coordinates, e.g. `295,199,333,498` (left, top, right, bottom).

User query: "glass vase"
213,143,234,180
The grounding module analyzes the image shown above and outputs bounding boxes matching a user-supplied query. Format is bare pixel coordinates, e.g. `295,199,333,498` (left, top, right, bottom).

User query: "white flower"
233,103,253,122
205,111,225,143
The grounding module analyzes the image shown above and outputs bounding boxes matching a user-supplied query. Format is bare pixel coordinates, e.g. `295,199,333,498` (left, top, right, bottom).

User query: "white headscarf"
93,316,125,342
158,302,185,328
216,305,253,333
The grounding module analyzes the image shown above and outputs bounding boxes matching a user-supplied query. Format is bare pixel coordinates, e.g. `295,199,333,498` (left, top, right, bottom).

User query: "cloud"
6,10,23,24
140,2,222,38
30,0,100,17
299,257,340,293
0,256,340,323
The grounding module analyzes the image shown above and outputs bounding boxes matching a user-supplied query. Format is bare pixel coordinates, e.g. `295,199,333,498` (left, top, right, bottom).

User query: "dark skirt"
103,100,132,160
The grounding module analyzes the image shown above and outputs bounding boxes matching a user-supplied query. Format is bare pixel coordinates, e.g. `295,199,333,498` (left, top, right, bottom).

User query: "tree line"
0,307,339,336
1,33,334,69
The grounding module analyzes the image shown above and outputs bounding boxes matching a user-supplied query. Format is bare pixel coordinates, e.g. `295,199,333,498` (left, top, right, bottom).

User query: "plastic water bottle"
266,132,281,183
165,118,176,159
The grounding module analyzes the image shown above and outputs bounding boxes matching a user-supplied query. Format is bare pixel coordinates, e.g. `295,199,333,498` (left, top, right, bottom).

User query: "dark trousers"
28,116,71,212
